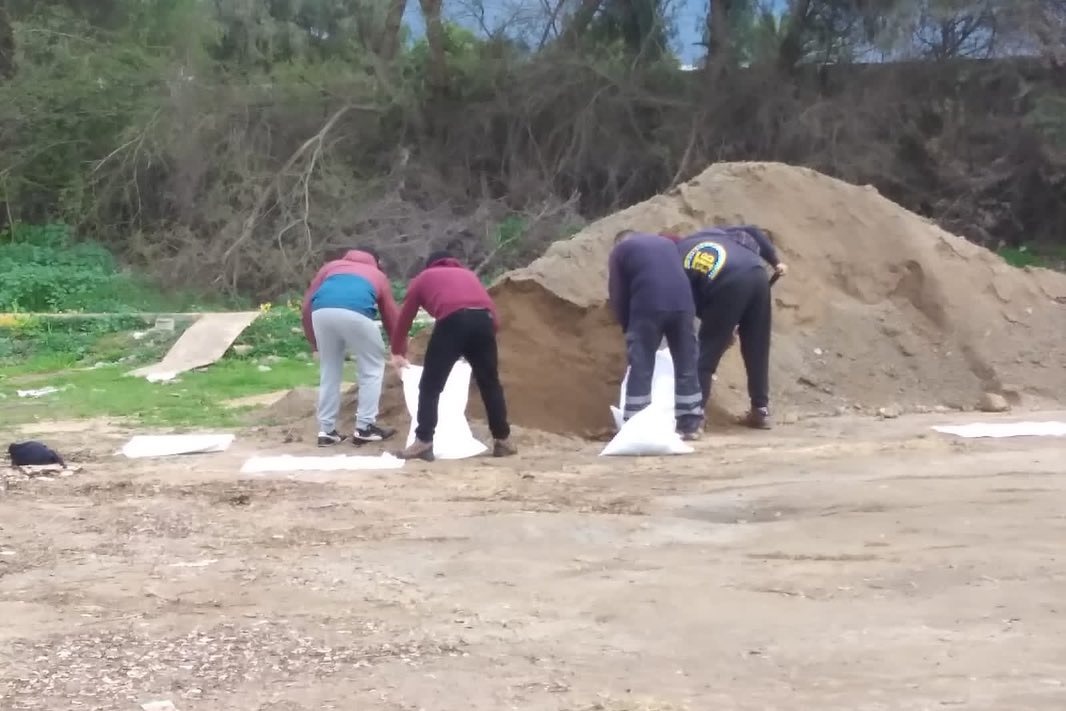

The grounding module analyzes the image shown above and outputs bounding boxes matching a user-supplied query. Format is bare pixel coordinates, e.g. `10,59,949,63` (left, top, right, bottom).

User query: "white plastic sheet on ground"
120,434,235,458
401,360,488,460
240,453,405,473
141,701,179,711
932,421,1066,439
601,349,694,457
17,385,65,398
129,311,261,381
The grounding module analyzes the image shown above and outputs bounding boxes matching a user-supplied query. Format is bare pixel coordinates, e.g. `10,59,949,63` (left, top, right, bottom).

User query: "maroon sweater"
391,257,498,356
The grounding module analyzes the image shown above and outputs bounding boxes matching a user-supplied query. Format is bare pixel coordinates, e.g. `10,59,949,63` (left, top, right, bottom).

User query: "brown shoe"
492,439,517,457
744,407,772,430
396,439,435,461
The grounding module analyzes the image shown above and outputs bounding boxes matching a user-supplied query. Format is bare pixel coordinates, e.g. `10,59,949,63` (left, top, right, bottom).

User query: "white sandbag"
240,453,405,473
120,434,234,459
932,421,1066,439
601,349,694,456
401,360,488,460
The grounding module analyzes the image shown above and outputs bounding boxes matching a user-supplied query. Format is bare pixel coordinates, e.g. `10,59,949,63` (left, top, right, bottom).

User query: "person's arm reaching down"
737,225,781,267
607,244,630,331
390,275,424,358
301,266,329,352
374,272,401,341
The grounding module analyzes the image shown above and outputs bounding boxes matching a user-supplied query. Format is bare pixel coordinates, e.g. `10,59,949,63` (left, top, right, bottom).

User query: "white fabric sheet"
401,360,488,460
120,434,234,458
932,421,1066,439
601,349,694,457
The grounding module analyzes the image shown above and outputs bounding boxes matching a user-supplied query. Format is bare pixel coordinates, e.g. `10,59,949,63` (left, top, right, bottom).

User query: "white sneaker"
317,430,345,446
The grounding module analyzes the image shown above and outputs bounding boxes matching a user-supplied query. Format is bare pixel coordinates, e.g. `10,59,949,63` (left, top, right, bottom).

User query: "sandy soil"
2,413,1065,710
488,162,1066,434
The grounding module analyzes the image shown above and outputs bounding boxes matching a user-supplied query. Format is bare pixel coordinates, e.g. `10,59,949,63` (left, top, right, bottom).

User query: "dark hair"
425,250,454,269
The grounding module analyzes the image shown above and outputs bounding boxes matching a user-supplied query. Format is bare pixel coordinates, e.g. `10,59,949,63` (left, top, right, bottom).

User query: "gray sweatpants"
311,308,385,433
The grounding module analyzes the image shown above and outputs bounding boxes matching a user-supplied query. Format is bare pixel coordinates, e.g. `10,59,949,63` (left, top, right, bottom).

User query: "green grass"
1,359,320,428
232,305,308,359
999,244,1066,270
0,305,321,428
0,304,429,429
0,223,243,313
0,224,439,430
0,313,192,374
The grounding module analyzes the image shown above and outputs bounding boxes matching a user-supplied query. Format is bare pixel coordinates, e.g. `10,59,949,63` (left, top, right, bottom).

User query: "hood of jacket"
342,250,378,267
426,256,465,270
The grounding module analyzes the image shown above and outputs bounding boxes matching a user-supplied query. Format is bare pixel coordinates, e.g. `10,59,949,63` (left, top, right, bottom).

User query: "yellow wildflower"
0,313,30,329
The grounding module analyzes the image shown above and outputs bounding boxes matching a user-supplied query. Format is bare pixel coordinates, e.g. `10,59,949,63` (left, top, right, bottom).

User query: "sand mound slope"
490,161,1066,435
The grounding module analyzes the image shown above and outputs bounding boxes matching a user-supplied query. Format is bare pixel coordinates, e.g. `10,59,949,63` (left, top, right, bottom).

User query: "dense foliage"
1,0,1064,301
0,223,231,312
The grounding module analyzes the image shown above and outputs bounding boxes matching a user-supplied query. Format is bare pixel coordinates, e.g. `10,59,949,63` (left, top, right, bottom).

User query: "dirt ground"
2,412,1066,711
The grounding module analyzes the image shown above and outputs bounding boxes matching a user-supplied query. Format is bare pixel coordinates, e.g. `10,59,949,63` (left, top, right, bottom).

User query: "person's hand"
774,263,789,277
391,354,410,370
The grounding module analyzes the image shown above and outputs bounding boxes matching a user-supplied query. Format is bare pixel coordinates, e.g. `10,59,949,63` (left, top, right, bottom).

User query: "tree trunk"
418,0,449,90
379,0,408,62
559,0,604,48
707,0,732,62
0,5,15,80
777,0,813,73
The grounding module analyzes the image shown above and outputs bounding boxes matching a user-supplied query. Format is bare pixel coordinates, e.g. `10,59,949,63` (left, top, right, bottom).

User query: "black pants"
416,308,510,443
696,268,772,410
623,310,703,427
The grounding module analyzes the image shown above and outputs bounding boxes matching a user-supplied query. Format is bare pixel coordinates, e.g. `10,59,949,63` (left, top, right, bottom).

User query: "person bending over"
608,230,704,440
669,225,788,429
390,250,516,462
302,247,399,446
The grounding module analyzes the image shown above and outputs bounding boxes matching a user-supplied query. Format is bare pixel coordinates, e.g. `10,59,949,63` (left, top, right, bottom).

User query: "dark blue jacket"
674,225,779,308
608,232,694,331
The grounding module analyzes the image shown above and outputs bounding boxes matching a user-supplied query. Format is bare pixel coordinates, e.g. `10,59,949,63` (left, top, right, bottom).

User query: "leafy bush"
999,244,1066,270
0,313,182,368
232,304,309,360
0,223,234,312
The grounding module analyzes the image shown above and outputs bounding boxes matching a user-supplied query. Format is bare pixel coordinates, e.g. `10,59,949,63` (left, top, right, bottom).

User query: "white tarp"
16,385,65,398
601,349,694,457
120,434,234,458
401,360,488,460
129,311,261,381
932,421,1066,439
240,453,405,473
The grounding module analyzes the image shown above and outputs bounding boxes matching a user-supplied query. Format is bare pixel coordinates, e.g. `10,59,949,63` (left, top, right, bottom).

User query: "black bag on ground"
7,441,65,467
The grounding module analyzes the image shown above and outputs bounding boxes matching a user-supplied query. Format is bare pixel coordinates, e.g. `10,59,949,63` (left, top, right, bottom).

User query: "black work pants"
697,268,772,410
623,309,703,428
416,308,510,443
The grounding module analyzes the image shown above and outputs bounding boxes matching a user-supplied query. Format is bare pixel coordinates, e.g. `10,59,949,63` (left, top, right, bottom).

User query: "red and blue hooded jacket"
301,250,399,352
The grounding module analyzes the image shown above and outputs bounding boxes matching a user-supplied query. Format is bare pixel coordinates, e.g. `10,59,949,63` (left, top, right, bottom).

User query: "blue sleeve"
607,244,630,331
736,225,780,266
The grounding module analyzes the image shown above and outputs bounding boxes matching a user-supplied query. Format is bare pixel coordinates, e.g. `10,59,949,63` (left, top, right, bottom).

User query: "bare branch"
218,103,377,270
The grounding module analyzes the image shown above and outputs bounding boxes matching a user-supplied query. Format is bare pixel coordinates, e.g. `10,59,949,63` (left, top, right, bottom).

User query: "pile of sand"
252,161,1066,440
488,161,1066,435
